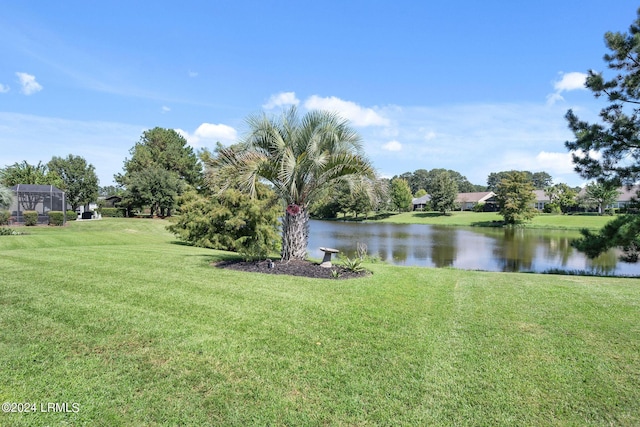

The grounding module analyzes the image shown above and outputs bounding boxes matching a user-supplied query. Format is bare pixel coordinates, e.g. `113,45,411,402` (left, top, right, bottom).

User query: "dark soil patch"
214,259,370,280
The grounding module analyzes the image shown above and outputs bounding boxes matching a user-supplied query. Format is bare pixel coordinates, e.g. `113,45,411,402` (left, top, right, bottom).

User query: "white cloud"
547,72,588,105
303,95,390,127
382,140,402,151
16,72,43,95
188,70,199,78
554,72,588,92
535,151,576,175
162,106,171,113
177,123,238,147
263,91,300,109
0,84,9,93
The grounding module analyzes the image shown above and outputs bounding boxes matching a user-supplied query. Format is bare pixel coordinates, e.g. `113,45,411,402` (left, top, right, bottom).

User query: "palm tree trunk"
281,207,309,260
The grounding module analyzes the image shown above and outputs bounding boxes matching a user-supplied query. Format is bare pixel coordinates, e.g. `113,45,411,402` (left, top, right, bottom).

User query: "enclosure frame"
8,184,67,225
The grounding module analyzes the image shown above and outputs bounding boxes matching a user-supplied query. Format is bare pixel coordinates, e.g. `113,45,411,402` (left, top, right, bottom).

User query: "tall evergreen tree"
390,178,413,212
429,170,458,214
495,171,537,224
116,127,202,216
564,10,640,261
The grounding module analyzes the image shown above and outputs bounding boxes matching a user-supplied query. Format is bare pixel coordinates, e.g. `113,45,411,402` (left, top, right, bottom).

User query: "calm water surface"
307,219,640,276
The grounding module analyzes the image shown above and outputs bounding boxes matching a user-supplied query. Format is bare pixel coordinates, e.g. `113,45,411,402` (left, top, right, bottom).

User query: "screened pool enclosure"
9,184,67,225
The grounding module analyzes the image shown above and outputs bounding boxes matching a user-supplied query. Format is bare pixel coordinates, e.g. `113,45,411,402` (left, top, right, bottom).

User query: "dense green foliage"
23,210,38,226
310,179,388,219
214,107,375,260
48,154,99,211
122,166,183,217
66,210,77,221
47,211,65,226
389,178,413,212
0,160,63,188
579,182,621,214
495,171,537,224
487,170,552,191
1,219,639,425
396,168,483,194
100,207,125,217
429,170,458,214
545,183,578,213
116,127,202,217
0,210,9,225
0,185,13,209
167,187,281,260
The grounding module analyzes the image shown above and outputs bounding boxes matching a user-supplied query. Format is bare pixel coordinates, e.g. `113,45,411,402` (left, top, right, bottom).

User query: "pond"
307,219,640,276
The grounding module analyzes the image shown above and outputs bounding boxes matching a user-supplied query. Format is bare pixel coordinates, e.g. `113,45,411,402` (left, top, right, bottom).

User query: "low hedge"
101,207,125,217
48,211,65,226
24,210,38,226
0,210,9,226
66,210,77,221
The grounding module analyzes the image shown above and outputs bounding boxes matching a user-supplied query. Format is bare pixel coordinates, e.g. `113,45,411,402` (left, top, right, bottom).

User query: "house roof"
412,195,431,205
455,191,496,204
10,184,64,193
533,190,550,202
577,185,639,202
617,185,640,202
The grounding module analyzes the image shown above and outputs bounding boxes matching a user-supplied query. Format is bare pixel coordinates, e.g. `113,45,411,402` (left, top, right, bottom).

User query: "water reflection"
307,219,640,276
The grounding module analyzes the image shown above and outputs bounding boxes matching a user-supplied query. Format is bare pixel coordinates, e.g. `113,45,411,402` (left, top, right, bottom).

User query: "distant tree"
488,170,551,191
121,166,182,217
99,185,123,197
532,172,553,190
395,168,481,194
424,168,477,194
116,127,202,216
390,178,413,212
564,10,640,262
495,171,537,224
429,171,458,214
414,189,427,198
48,155,99,211
0,161,62,187
544,183,578,213
581,182,620,215
0,185,13,209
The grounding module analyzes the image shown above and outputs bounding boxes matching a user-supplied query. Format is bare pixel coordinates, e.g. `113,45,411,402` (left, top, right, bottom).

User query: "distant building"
455,192,497,211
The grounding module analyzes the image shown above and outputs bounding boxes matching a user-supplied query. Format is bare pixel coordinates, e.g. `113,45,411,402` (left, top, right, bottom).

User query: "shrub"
472,203,485,212
66,210,78,221
101,207,125,217
0,210,9,226
167,186,281,260
24,210,38,226
48,211,65,226
606,207,618,216
544,203,562,214
340,255,366,273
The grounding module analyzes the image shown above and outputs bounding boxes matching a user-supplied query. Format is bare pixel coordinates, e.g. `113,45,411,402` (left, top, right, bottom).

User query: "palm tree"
217,107,376,260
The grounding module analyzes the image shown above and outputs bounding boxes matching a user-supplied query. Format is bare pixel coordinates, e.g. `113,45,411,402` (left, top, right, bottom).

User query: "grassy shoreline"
1,218,639,425
327,210,616,230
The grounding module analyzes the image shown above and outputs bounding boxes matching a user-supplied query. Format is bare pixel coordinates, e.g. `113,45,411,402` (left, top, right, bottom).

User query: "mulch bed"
214,259,370,280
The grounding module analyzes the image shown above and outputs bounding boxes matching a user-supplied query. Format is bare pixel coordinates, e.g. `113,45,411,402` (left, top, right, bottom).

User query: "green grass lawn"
376,210,615,230
1,219,639,426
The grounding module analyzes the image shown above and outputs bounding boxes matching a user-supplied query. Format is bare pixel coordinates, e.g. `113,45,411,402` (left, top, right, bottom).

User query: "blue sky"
0,1,636,188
